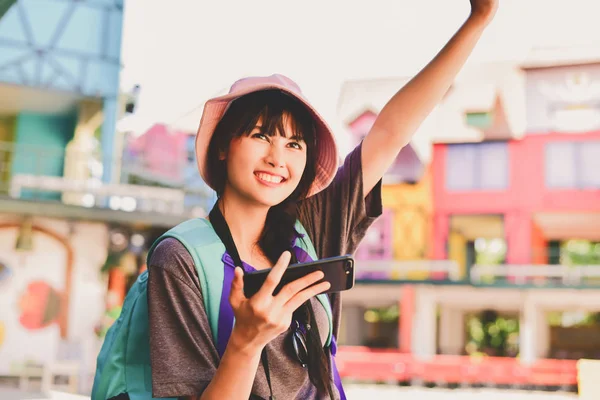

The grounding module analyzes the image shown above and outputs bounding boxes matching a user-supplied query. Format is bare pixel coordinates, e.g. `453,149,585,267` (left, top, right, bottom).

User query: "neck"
216,192,269,261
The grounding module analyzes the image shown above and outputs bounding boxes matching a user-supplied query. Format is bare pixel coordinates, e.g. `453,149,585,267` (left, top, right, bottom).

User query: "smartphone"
243,255,355,298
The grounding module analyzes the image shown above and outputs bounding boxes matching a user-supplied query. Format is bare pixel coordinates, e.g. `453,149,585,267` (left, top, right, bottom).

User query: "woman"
147,1,498,399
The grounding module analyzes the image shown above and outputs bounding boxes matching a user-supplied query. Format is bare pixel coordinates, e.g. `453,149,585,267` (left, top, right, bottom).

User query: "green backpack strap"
293,220,334,347
147,218,225,345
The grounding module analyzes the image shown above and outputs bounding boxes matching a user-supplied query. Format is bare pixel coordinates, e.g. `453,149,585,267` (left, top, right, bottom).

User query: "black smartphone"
243,255,355,298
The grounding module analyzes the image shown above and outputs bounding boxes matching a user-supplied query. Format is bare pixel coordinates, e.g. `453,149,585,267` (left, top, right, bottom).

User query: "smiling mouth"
255,172,286,184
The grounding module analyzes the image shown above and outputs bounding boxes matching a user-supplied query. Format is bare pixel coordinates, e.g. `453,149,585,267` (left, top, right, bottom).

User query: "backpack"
91,218,345,400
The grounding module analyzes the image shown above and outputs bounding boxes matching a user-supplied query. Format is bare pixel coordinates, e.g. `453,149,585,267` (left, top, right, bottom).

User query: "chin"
249,188,295,207
255,194,290,208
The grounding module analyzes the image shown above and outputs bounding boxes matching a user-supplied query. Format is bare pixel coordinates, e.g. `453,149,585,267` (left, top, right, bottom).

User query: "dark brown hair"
206,90,334,397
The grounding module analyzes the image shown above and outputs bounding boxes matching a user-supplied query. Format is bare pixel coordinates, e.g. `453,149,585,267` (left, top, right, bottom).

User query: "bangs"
233,90,314,143
254,108,305,140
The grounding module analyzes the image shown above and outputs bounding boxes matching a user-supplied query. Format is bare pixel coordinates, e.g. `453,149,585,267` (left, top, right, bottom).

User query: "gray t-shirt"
147,143,383,399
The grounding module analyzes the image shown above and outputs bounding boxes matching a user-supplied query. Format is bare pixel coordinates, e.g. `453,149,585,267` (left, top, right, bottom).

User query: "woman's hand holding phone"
227,251,330,356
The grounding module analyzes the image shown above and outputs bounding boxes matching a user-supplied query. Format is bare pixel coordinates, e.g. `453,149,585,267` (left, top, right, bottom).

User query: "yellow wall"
0,116,16,190
0,115,16,142
381,167,432,261
448,231,467,278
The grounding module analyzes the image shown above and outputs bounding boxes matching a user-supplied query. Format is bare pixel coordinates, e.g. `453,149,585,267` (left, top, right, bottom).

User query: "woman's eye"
289,142,303,150
252,133,268,141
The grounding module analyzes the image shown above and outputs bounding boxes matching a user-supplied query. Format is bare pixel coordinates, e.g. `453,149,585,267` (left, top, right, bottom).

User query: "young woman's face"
222,114,307,208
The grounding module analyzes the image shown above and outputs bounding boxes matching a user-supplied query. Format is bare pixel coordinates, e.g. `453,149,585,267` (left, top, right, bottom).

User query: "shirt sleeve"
147,238,219,398
298,141,383,337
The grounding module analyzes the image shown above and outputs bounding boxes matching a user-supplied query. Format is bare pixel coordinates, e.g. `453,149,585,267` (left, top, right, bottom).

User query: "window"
445,142,509,191
466,112,493,129
545,141,600,189
580,142,600,188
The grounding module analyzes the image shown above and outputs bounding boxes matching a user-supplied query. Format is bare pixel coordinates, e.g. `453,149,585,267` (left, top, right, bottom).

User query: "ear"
218,150,226,161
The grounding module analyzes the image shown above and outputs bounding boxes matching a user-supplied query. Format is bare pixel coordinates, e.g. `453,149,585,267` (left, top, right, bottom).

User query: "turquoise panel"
11,111,77,200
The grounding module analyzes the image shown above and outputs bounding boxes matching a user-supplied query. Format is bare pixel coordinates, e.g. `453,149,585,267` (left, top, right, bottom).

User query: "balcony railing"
353,260,600,288
356,259,462,283
0,140,215,217
470,264,600,288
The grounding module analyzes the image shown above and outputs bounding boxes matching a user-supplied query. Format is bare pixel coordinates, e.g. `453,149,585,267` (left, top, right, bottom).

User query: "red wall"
432,130,600,261
337,348,578,386
515,131,600,212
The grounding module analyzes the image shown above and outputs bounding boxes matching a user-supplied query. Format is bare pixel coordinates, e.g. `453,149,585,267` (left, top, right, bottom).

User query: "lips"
254,171,287,185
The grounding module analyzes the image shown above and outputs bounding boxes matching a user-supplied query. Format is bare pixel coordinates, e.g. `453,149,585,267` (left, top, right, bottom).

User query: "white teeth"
256,172,283,183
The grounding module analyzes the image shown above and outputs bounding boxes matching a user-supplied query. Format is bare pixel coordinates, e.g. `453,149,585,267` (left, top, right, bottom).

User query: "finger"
274,270,325,304
257,251,292,297
229,267,245,307
284,281,331,312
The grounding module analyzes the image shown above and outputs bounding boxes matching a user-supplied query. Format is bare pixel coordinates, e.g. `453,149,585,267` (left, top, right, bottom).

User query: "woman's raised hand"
228,251,330,355
469,0,498,26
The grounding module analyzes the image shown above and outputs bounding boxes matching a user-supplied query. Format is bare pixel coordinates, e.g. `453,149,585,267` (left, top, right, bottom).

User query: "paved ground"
0,386,578,399
344,385,578,399
0,389,88,400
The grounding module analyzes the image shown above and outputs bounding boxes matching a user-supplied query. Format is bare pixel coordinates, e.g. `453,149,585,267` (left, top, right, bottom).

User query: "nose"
265,142,285,168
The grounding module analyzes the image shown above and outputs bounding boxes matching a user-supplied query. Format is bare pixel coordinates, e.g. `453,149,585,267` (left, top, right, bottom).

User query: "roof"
520,46,600,70
337,76,435,162
336,46,600,150
335,63,527,160
337,76,411,124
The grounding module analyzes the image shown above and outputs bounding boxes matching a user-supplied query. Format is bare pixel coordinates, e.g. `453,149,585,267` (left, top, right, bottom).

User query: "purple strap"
217,261,234,358
293,245,313,263
330,336,346,400
217,252,256,358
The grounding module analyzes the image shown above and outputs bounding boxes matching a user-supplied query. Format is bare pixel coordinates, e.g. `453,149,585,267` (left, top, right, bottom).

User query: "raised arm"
361,0,498,195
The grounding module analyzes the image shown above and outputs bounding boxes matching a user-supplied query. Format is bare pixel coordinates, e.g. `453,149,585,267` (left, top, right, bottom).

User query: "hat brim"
195,82,339,198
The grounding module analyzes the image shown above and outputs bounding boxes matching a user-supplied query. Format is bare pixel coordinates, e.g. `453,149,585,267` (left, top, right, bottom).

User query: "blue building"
0,2,209,393
0,0,214,224
0,0,122,186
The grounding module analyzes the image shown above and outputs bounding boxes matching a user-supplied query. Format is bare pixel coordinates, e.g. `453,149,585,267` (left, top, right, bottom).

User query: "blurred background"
0,0,599,399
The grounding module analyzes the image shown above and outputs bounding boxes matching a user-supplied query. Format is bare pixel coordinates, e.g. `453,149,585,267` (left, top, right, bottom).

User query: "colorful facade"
0,2,216,394
1,1,598,390
0,1,132,393
0,0,124,185
335,60,600,389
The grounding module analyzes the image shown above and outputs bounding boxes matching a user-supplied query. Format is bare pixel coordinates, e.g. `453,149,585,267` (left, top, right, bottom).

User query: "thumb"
229,267,245,307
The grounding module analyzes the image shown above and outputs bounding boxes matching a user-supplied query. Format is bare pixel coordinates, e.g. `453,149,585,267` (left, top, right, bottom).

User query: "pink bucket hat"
195,74,339,198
